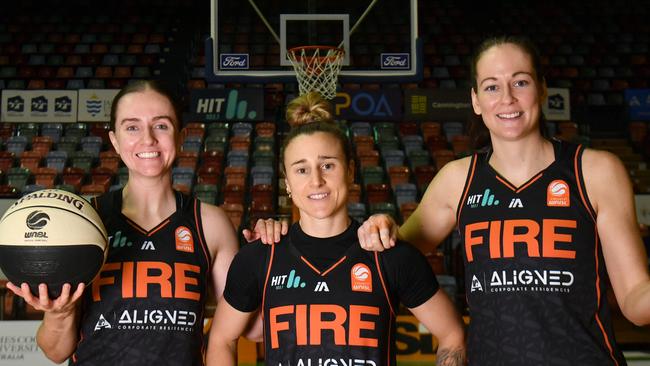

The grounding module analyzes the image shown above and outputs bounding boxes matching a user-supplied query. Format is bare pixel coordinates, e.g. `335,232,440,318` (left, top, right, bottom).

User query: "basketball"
0,189,108,298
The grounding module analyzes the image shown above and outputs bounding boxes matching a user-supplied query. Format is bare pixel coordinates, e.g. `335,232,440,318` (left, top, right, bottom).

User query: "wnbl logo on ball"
25,210,50,238
26,211,50,230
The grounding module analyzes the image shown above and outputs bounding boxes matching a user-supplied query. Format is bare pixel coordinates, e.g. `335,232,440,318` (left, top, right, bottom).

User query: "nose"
501,85,517,104
309,169,325,187
142,125,156,145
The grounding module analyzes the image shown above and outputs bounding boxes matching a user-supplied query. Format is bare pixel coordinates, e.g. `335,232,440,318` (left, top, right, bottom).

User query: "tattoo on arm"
436,348,466,366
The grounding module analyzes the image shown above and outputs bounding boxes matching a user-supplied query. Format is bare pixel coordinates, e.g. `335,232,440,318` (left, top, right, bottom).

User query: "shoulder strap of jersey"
374,251,397,317
455,153,479,225
191,196,212,270
260,243,276,317
572,143,597,221
92,188,121,220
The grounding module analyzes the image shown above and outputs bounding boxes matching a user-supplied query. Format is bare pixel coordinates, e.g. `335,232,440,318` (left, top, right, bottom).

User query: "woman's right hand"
6,282,84,315
242,218,289,245
358,214,398,252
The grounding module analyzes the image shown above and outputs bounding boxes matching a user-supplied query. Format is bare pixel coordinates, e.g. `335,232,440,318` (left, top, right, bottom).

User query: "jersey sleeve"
223,241,268,312
380,240,440,309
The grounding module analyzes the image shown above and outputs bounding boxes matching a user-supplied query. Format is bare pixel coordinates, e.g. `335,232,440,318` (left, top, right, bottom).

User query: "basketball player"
206,93,466,366
354,36,650,365
7,80,247,365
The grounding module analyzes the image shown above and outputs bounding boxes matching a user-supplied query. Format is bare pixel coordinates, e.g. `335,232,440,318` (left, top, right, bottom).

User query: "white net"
287,46,344,100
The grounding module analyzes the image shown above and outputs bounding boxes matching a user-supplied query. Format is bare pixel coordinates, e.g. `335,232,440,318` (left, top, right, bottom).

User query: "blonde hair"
285,92,333,126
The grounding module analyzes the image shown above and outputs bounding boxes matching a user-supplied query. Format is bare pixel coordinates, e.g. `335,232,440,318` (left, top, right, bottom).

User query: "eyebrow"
479,71,534,86
119,115,174,126
289,155,339,166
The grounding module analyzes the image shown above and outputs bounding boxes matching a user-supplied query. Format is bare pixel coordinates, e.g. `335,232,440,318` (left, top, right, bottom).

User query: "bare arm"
409,290,466,366
358,157,471,253
583,149,650,325
202,203,263,340
6,282,84,363
206,299,257,366
399,157,470,253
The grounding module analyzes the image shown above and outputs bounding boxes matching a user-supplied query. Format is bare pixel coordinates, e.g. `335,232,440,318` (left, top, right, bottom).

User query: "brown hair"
110,79,183,131
469,35,548,149
280,92,352,175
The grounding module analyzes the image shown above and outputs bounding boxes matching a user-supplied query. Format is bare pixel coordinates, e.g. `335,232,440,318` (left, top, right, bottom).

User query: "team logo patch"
175,226,194,253
351,263,372,292
547,180,570,207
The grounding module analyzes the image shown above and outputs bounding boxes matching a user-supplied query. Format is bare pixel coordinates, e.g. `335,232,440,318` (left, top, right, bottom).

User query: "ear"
108,130,120,154
284,177,291,195
471,88,482,115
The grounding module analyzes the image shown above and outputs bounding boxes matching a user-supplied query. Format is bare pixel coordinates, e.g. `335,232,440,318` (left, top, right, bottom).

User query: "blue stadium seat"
251,165,274,186
45,150,68,173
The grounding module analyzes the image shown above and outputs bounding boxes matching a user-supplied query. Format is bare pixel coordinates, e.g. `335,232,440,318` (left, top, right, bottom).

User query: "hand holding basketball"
6,282,85,314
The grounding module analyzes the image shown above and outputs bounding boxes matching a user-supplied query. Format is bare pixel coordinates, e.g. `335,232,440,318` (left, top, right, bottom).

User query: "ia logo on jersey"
141,240,156,250
470,275,484,292
314,281,329,292
94,314,112,331
466,188,500,208
508,198,524,208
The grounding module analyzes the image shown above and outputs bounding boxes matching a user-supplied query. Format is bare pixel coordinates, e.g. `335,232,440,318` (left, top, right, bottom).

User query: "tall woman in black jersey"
207,92,466,366
7,80,243,365
356,36,650,365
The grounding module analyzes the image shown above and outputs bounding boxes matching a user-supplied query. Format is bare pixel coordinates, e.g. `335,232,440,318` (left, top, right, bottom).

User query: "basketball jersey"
72,189,211,366
262,228,398,366
457,140,625,365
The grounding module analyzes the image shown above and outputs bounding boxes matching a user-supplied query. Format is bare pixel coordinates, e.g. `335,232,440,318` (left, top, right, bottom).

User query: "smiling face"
283,131,354,226
471,42,547,143
108,88,179,179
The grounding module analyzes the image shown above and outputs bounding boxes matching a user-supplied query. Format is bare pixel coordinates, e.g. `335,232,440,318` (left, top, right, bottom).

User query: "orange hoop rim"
287,45,345,62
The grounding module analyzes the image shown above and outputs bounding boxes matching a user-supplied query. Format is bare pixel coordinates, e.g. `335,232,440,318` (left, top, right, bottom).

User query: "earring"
287,191,292,198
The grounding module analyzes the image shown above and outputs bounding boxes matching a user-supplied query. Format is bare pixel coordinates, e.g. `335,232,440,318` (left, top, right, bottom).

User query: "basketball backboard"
207,0,420,83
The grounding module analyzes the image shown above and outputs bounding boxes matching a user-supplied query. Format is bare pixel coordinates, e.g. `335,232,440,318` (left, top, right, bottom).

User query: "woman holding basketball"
353,36,650,365
206,92,466,366
7,80,243,365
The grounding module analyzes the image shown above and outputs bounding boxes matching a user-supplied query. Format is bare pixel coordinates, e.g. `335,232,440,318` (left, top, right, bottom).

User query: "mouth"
496,111,523,119
308,192,330,200
136,151,161,159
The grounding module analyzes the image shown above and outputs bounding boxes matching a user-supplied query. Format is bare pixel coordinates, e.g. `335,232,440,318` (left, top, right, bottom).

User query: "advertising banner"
1,90,77,123
625,89,650,121
404,89,471,121
0,321,62,365
543,87,571,121
333,89,403,121
188,89,264,121
77,89,119,122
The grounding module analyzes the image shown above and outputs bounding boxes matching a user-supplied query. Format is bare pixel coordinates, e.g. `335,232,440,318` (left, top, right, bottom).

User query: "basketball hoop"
287,45,344,100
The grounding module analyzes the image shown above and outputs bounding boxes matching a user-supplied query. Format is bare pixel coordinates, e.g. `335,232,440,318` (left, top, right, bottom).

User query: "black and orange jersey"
457,140,625,366
224,220,439,366
72,189,211,366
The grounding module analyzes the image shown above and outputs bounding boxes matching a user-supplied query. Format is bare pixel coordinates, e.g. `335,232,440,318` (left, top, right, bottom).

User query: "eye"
125,125,138,131
514,79,530,87
322,162,334,170
154,122,170,130
483,84,498,92
296,167,307,174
